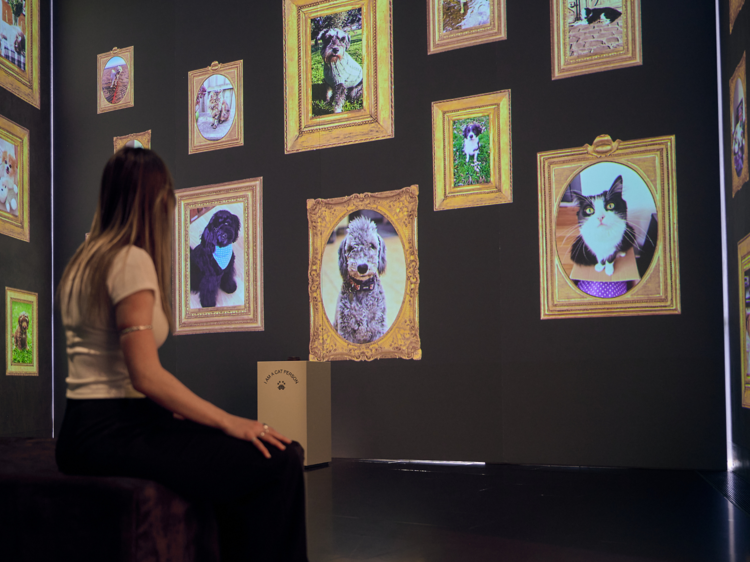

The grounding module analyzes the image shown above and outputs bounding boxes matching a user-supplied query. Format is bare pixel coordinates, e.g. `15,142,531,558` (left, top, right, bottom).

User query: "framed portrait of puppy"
307,185,421,361
432,90,512,210
0,0,39,108
730,53,748,197
538,134,679,319
97,46,134,114
113,129,151,153
427,0,506,55
283,0,394,153
188,60,244,154
730,0,745,34
173,178,263,335
0,113,29,242
550,0,642,80
5,287,38,376
738,235,750,408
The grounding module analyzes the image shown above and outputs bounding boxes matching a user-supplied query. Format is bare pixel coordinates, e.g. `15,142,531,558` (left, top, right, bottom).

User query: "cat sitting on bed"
573,7,622,26
570,175,636,277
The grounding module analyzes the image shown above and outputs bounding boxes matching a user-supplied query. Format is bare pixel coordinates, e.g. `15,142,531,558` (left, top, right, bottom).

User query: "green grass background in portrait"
452,115,491,187
11,299,33,365
311,25,364,116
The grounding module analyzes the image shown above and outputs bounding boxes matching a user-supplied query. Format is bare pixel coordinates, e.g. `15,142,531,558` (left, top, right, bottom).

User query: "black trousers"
56,398,308,562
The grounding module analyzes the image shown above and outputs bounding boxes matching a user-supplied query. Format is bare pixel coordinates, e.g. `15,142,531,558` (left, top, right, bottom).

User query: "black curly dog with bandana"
190,210,241,308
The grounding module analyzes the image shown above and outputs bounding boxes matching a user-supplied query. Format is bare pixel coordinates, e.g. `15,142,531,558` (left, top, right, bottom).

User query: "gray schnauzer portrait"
319,28,363,113
334,216,387,344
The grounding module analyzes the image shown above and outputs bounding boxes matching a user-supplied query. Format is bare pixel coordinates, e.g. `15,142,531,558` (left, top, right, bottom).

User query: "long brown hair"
59,148,175,330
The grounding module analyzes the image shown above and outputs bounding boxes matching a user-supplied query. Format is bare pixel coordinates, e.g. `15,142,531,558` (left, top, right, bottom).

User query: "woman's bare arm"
116,290,291,458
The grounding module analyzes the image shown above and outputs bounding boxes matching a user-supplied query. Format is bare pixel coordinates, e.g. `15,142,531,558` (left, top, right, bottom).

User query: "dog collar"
347,276,376,292
213,244,233,269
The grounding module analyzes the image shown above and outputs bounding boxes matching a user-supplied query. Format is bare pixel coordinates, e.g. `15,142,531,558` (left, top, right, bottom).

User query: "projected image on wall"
320,210,405,345
311,8,364,116
730,53,748,195
555,162,657,299
195,74,236,141
744,272,750,397
452,115,490,187
0,136,19,217
442,0,490,32
0,0,26,71
101,55,130,105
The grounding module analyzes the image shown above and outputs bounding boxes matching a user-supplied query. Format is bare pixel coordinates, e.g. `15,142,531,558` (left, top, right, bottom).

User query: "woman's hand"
221,415,293,459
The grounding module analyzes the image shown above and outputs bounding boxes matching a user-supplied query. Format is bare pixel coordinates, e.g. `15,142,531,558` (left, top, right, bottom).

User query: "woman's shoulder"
112,245,156,271
108,246,159,303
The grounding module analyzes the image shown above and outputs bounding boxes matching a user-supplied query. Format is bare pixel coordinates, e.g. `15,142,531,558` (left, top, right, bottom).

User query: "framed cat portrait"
113,129,151,153
427,0,507,55
307,185,420,361
0,0,40,107
730,53,748,197
730,0,745,34
6,287,38,376
538,134,680,319
550,0,642,80
97,46,134,114
188,60,243,154
737,234,750,409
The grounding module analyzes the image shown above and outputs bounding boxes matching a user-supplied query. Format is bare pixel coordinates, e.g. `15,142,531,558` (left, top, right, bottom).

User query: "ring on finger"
259,431,266,438
263,424,269,431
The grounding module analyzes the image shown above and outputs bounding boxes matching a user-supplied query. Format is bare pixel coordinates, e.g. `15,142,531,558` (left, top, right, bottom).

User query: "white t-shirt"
61,246,169,399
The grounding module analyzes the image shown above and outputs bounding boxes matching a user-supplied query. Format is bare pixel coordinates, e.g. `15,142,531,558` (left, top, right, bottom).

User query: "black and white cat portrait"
570,175,636,277
573,7,622,26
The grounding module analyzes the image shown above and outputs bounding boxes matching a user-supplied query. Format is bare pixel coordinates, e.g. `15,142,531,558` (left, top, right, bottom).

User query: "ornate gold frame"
283,0,394,153
730,53,748,196
550,0,642,80
538,134,680,319
0,113,29,242
432,90,512,210
0,0,39,108
738,234,750,408
173,178,263,335
113,129,151,153
427,0,506,55
97,46,134,114
188,60,244,154
730,0,745,33
6,287,38,376
307,185,420,361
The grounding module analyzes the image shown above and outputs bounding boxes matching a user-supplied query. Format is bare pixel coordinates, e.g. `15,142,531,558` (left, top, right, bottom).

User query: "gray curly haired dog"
334,216,387,344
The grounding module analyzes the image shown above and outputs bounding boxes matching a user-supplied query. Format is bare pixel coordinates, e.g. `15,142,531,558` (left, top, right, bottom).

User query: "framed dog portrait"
432,90,511,210
550,0,642,80
113,129,151,153
538,134,679,319
97,46,134,114
730,53,748,197
738,234,750,408
730,0,745,34
188,60,243,154
283,0,394,153
173,178,263,335
427,0,506,55
0,113,29,242
308,186,420,362
0,0,39,108
6,287,37,376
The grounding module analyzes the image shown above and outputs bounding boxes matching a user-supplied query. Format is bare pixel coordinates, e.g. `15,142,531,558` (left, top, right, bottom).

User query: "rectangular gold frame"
307,185,420,361
0,113,29,242
550,0,642,80
538,134,680,319
730,0,745,33
283,0,394,153
427,0,506,55
432,90,512,210
730,53,748,196
113,129,151,153
173,178,263,335
6,287,38,376
0,0,39,108
97,46,134,114
738,234,750,408
188,60,244,154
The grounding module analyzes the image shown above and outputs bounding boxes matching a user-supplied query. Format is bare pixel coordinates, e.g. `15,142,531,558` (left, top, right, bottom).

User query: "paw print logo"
277,380,286,390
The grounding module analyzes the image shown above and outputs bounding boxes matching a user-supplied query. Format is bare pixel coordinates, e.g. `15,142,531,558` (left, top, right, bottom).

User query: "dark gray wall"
54,0,726,470
0,0,51,438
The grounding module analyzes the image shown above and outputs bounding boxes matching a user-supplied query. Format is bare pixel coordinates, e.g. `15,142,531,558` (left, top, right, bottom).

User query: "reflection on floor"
305,459,750,561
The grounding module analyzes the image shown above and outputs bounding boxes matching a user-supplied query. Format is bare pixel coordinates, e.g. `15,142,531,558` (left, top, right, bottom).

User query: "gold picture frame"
432,90,512,211
730,0,745,34
427,0,506,55
113,129,151,153
0,113,29,242
173,178,263,335
283,0,394,153
738,234,750,408
6,287,37,376
730,53,748,197
538,134,679,319
0,0,39,107
188,60,244,154
307,185,420,361
550,0,642,80
97,46,134,114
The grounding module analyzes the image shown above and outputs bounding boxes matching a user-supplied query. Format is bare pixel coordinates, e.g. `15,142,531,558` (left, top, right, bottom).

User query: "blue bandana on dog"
213,244,233,270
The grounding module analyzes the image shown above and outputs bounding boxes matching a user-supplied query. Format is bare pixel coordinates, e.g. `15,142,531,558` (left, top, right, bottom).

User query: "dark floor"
305,460,750,562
